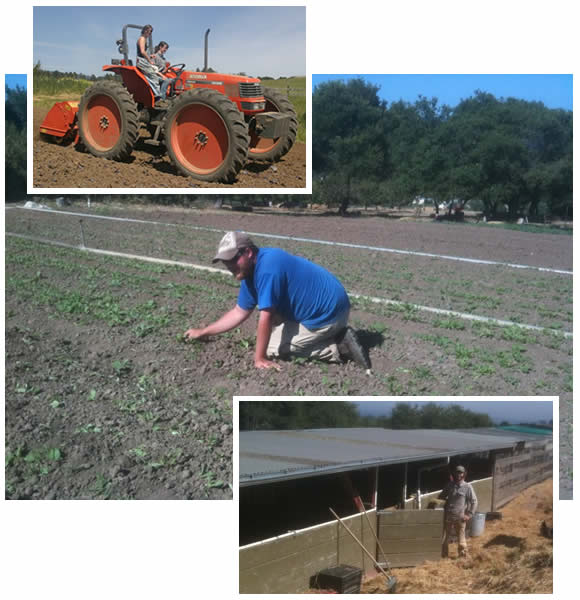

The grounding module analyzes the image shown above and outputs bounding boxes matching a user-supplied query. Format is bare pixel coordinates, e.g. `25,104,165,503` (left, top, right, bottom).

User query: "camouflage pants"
442,519,468,557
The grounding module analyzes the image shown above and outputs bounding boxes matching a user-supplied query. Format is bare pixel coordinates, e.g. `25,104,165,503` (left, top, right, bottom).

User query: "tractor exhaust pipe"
204,28,210,72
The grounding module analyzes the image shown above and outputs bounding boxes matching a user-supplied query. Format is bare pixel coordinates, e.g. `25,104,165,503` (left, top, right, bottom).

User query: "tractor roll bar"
117,24,153,63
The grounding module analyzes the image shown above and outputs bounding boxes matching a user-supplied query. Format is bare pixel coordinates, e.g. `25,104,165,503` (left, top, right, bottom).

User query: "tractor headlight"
241,102,266,111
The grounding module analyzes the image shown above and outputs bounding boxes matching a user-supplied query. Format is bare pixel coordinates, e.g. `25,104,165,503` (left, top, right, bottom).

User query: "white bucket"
469,512,486,537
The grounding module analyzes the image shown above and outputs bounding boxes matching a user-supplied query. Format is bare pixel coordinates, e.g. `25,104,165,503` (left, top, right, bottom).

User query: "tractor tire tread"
163,88,249,183
78,80,139,161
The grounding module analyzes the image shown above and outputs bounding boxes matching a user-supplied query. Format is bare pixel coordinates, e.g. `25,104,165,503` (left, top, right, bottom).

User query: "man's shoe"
337,326,371,371
155,99,169,109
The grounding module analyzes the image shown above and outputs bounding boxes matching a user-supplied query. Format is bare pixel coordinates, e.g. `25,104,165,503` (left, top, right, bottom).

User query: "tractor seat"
111,59,133,66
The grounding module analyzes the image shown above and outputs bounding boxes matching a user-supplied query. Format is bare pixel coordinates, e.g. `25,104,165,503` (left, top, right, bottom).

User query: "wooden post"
491,450,497,511
402,463,408,509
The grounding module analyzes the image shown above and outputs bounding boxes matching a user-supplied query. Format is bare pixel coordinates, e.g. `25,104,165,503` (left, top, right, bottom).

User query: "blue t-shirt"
237,248,350,329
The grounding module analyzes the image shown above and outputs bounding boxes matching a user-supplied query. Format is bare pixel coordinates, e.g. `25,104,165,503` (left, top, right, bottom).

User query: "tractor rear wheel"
248,87,297,162
78,81,139,160
163,88,249,183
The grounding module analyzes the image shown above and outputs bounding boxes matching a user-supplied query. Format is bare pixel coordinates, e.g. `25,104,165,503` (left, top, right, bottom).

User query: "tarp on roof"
496,425,553,435
239,427,552,487
456,426,553,440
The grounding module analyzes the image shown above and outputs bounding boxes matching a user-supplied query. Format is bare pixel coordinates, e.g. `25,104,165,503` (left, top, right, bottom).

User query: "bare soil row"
4,204,572,499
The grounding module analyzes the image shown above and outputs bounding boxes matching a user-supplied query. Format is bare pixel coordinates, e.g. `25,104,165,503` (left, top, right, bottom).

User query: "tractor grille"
239,82,263,97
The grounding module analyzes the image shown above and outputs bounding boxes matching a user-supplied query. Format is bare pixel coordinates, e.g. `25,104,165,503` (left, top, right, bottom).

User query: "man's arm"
184,305,252,340
254,308,280,370
465,486,478,520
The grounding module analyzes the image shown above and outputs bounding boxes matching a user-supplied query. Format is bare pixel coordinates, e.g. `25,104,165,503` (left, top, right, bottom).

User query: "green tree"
313,78,391,214
408,90,572,219
390,404,422,429
239,401,360,430
5,84,27,201
390,403,492,429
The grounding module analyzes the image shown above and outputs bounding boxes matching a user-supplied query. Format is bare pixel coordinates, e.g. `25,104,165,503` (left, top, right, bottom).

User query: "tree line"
5,85,27,200
33,62,116,83
10,74,571,221
313,78,572,219
239,401,493,431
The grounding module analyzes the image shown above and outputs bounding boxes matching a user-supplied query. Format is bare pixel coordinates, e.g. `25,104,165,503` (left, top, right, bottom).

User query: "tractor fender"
103,64,155,107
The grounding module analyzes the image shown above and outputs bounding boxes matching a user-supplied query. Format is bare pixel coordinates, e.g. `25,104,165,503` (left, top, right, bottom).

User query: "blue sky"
5,74,27,89
33,5,305,79
312,74,573,111
355,401,553,424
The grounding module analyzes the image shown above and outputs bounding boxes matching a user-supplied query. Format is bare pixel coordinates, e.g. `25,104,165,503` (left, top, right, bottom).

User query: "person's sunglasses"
223,249,244,267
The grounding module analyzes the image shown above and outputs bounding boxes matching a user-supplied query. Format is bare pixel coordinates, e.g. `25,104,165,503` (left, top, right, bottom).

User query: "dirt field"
4,202,571,499
361,478,553,594
33,105,306,189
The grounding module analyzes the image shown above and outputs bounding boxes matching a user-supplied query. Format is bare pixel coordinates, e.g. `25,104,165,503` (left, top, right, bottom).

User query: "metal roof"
239,427,552,487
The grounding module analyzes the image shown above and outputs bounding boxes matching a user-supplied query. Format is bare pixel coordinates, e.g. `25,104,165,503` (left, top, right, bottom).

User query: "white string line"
8,205,572,276
6,232,572,339
349,293,572,338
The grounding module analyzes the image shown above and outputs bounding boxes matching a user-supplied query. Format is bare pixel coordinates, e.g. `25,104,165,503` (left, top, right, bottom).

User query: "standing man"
184,231,369,371
439,465,478,558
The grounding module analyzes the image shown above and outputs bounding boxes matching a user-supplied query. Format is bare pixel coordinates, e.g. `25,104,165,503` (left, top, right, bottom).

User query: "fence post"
79,219,86,249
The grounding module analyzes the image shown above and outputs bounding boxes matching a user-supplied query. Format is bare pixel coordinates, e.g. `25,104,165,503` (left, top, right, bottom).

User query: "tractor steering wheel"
167,63,186,75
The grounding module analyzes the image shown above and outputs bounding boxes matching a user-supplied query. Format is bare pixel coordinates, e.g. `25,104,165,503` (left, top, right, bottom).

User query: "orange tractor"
39,25,298,183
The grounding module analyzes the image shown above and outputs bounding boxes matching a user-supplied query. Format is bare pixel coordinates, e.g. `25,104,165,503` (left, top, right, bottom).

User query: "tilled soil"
33,105,306,189
4,202,572,499
5,303,233,500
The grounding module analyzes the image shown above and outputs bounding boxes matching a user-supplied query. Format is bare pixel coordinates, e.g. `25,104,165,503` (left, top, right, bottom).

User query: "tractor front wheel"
78,81,139,160
248,87,298,163
163,88,249,183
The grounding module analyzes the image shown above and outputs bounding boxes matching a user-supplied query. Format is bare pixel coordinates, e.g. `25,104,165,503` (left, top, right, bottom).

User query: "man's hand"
184,328,207,341
463,514,471,522
254,357,281,371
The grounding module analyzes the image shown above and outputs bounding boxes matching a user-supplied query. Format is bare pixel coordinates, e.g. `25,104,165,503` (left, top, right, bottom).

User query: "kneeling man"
184,231,367,370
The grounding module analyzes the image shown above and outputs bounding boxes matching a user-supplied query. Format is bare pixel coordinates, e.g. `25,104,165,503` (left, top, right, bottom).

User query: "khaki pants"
442,519,468,557
267,311,349,362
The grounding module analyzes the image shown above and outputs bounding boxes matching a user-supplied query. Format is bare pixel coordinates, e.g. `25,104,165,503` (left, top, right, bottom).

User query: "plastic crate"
313,564,363,594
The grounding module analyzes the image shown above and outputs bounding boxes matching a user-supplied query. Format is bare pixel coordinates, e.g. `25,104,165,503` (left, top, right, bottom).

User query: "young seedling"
112,359,132,377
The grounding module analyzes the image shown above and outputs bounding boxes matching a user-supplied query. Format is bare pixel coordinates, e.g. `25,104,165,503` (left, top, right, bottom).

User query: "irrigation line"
6,232,572,339
8,205,573,276
5,232,225,275
349,293,572,339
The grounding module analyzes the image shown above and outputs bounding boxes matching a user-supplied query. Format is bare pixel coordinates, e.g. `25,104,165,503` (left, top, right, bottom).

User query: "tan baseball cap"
212,231,254,263
454,465,466,473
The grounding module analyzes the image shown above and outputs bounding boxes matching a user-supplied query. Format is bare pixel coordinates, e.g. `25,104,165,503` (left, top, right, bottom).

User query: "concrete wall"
239,510,377,594
377,508,443,567
404,477,493,513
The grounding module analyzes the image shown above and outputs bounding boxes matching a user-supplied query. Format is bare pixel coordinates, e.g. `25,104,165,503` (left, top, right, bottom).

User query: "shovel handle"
356,501,391,568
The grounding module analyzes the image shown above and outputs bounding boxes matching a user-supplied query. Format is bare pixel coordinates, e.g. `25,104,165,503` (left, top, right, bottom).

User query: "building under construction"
239,427,552,593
